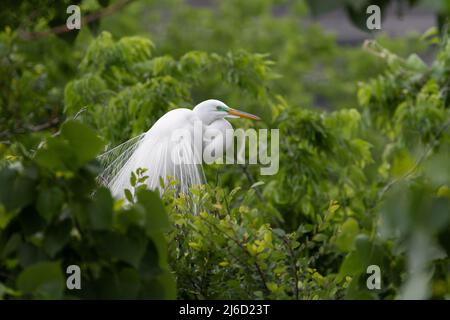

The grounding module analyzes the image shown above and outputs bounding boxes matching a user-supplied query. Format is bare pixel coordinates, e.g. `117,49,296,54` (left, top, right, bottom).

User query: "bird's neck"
193,110,217,126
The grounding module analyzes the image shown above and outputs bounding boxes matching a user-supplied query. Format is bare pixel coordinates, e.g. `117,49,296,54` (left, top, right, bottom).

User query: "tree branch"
19,0,135,40
0,117,61,140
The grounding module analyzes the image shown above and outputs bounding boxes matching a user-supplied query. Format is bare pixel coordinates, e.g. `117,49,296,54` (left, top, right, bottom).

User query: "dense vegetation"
0,0,449,299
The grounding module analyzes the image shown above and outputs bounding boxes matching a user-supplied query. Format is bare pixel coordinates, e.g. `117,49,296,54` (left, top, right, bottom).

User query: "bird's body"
98,99,259,199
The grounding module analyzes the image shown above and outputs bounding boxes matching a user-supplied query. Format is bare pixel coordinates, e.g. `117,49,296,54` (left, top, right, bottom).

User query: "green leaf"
94,268,140,299
60,121,104,166
17,207,46,236
0,282,21,298
335,218,360,252
337,234,383,283
136,189,169,235
139,270,176,299
148,231,169,269
18,243,48,268
124,188,133,203
405,54,428,72
43,219,72,258
36,187,64,222
0,205,16,230
391,149,415,178
35,121,104,172
16,262,64,299
115,206,146,231
88,187,113,230
96,229,147,268
1,233,22,259
130,171,137,187
0,167,35,211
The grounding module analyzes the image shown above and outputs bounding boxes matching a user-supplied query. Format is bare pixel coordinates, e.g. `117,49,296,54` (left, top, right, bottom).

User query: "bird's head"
193,99,260,124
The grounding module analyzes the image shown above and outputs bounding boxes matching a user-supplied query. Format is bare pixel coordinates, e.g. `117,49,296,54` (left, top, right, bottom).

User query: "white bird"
98,99,260,198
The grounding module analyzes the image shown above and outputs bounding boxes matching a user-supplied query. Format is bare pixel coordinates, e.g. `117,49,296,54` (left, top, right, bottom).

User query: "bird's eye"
216,105,227,112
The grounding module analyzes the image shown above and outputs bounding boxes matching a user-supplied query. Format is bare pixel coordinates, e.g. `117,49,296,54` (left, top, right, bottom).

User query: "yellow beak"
227,108,261,120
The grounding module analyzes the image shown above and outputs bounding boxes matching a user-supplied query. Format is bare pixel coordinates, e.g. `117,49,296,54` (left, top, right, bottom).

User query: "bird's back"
104,107,205,198
147,108,198,138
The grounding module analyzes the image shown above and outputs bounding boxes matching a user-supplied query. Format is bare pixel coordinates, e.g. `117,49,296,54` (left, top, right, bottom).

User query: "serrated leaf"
16,262,64,299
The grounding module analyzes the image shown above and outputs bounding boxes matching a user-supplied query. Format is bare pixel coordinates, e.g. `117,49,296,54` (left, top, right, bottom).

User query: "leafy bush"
0,121,174,299
163,183,348,299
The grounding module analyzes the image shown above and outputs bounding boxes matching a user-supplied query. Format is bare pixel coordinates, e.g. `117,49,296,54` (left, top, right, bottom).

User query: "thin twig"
0,117,61,139
73,106,87,120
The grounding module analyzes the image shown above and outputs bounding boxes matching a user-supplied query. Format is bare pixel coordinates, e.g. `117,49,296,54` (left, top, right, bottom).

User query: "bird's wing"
97,109,207,200
96,133,147,186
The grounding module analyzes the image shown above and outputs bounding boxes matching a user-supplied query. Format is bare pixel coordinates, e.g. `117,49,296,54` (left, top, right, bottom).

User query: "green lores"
216,105,229,112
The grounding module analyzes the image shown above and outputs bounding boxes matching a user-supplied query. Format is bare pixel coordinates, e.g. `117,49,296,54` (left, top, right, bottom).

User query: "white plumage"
98,99,260,198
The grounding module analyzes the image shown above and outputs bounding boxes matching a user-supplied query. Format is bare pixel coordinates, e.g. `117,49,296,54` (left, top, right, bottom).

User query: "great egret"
98,99,260,198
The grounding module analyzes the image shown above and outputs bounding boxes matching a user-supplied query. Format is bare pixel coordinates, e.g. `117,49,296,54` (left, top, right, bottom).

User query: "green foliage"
0,28,65,142
16,261,64,299
163,183,346,299
362,45,450,296
0,121,174,299
64,31,276,145
133,0,427,110
268,107,374,229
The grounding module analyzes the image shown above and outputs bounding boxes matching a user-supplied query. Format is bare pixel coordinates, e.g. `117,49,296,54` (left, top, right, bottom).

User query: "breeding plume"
98,99,260,198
